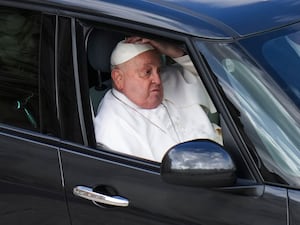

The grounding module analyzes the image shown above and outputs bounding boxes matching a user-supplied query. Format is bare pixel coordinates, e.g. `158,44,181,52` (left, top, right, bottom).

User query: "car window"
0,7,41,131
84,27,221,162
262,30,300,105
197,37,300,187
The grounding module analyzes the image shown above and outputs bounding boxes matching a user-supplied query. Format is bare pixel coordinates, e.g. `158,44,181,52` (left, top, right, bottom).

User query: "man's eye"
145,70,152,76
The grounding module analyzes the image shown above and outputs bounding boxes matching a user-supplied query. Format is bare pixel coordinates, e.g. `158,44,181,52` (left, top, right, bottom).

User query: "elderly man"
94,37,221,162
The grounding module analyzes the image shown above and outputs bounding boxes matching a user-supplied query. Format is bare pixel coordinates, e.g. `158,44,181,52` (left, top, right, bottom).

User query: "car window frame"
72,17,254,183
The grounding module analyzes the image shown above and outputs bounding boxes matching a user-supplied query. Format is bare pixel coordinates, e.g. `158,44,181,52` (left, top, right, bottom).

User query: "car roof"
34,0,300,39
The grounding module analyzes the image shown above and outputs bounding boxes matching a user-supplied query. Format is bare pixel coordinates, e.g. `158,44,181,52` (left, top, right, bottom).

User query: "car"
0,0,300,224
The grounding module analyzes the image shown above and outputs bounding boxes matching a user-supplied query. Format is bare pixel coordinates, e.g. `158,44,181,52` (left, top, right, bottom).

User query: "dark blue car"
1,0,300,224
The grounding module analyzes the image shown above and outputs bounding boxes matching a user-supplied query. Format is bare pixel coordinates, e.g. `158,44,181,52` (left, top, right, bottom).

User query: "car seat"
87,28,124,115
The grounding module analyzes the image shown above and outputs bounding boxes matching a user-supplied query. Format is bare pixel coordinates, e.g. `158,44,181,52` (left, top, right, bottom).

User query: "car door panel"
288,189,300,225
0,129,70,225
61,145,288,225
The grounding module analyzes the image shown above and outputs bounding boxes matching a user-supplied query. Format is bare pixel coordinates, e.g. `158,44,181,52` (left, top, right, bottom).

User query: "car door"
61,146,289,225
289,189,300,225
0,6,70,225
59,17,289,225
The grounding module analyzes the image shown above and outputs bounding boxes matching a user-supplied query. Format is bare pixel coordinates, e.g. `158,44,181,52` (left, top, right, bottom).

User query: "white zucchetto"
110,40,154,66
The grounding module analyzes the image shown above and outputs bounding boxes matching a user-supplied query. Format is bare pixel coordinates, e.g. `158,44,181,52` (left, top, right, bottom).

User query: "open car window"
85,27,221,162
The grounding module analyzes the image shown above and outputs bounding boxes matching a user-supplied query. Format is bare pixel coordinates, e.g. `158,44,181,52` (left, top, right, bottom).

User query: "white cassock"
94,55,221,162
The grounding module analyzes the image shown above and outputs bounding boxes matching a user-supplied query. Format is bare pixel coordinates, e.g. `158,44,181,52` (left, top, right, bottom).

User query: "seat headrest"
87,29,124,73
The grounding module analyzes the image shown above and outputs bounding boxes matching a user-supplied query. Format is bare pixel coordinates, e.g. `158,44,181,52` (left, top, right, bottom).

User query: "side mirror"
161,140,236,187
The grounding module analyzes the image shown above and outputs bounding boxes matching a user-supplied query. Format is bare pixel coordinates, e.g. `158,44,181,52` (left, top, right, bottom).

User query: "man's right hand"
125,36,185,58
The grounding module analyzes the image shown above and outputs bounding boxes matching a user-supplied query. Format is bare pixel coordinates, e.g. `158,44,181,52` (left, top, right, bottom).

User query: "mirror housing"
161,140,236,187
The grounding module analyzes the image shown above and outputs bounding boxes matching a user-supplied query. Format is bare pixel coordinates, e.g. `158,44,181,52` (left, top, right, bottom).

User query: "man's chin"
143,99,162,109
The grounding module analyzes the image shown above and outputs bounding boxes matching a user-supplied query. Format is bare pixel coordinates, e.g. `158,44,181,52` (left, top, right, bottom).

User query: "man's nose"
151,71,161,84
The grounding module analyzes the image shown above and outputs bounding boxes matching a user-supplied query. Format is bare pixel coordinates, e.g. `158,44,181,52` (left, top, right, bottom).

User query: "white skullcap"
111,40,154,66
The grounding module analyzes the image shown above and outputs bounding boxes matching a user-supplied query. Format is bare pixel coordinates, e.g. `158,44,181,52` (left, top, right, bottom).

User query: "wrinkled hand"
125,36,185,58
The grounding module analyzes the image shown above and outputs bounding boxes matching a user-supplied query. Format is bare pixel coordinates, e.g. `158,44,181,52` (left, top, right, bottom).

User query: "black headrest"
87,29,124,73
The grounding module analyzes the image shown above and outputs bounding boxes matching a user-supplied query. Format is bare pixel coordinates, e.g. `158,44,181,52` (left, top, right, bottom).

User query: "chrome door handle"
73,186,129,207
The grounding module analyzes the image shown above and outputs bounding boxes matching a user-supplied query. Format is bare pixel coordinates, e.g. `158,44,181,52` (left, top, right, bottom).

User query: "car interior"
0,8,40,131
86,28,125,116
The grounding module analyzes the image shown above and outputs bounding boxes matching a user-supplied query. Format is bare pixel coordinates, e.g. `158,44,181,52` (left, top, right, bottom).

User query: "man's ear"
111,68,124,90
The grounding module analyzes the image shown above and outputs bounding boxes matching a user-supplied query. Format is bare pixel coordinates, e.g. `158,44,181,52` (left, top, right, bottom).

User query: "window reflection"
263,30,300,104
0,7,40,130
197,37,300,187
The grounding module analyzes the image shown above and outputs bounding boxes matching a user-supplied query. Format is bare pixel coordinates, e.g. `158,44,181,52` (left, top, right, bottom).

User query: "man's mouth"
150,85,161,92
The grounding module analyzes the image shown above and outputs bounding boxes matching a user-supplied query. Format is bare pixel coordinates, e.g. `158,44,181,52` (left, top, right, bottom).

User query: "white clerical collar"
286,36,300,57
111,88,143,109
111,88,167,114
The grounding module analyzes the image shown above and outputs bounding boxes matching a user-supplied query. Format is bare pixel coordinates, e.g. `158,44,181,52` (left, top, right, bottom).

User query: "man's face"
113,50,163,109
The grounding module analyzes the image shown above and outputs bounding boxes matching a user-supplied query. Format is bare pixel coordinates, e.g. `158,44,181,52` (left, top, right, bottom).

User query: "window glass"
196,30,300,187
262,30,300,105
0,7,41,131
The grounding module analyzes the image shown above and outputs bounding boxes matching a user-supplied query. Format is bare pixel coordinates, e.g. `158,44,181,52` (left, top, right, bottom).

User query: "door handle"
73,186,129,207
